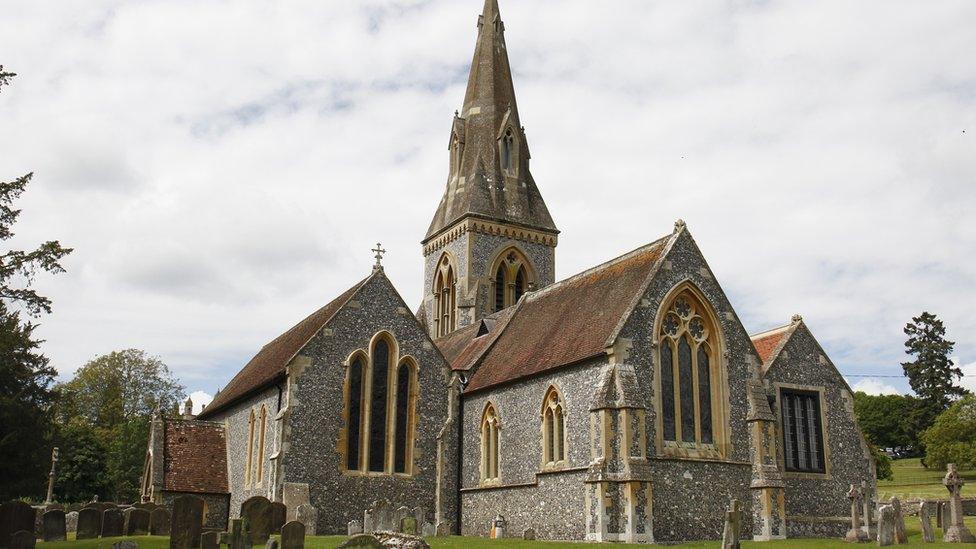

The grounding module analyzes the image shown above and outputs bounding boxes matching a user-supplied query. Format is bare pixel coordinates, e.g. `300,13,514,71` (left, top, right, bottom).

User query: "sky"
1,0,974,410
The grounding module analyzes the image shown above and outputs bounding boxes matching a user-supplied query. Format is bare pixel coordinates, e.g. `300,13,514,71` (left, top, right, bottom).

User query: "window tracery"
434,254,457,337
245,410,255,485
491,248,534,312
500,127,518,176
256,406,267,484
480,403,500,483
541,387,566,468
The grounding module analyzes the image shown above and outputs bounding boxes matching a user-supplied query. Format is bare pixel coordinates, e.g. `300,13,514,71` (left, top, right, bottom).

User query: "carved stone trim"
423,217,558,255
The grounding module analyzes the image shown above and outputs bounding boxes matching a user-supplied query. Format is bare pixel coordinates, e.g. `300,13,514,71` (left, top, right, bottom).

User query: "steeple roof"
424,0,557,242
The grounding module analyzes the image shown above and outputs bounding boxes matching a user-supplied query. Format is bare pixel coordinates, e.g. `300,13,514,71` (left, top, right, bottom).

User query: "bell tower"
422,0,558,339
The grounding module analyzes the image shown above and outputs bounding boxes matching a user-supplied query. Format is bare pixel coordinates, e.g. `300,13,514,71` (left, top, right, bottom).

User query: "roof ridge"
750,323,793,340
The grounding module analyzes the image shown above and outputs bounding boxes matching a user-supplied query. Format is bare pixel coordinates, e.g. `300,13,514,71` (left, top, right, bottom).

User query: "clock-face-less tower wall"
422,0,558,338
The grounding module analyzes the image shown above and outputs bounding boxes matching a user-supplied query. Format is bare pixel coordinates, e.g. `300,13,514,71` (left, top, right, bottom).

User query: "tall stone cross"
860,480,873,536
943,463,976,542
372,243,387,272
45,446,59,504
845,484,869,542
722,499,741,549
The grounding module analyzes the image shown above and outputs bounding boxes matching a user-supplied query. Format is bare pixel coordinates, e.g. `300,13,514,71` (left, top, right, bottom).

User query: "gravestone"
1,501,37,548
125,507,151,536
890,497,907,544
134,503,158,512
241,496,273,544
399,516,417,536
295,505,316,536
348,520,363,536
369,500,393,533
393,507,411,533
269,502,286,535
523,528,536,540
112,541,138,549
845,484,868,543
102,508,124,537
42,510,66,542
878,505,895,546
943,463,976,543
920,501,936,543
434,522,451,537
201,531,219,549
170,494,205,549
228,519,244,549
77,507,101,539
150,508,171,536
373,532,430,549
280,521,305,549
264,540,278,549
10,530,35,549
489,514,506,539
66,511,78,534
721,499,741,549
411,508,425,528
337,534,383,549
860,480,873,538
362,511,373,535
281,484,310,522
421,522,435,537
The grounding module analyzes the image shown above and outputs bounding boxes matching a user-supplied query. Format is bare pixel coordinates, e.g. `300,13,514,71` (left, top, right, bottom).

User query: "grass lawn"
877,458,976,501
39,516,976,549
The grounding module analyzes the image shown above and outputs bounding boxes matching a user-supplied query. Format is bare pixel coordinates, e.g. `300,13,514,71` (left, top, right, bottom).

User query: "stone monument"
943,463,975,543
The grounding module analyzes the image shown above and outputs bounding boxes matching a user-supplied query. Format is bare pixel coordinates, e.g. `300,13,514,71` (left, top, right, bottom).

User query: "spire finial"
372,242,387,272
791,314,803,324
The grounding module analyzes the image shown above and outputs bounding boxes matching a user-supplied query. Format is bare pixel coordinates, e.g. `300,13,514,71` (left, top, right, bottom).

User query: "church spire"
423,0,557,243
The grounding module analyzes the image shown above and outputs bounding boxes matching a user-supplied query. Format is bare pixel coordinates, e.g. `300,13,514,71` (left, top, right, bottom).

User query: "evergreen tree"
902,312,966,412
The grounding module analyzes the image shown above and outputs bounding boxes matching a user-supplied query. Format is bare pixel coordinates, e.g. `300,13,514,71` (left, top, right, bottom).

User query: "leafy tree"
868,443,893,481
902,312,966,413
853,392,914,450
55,420,110,502
922,395,976,471
0,66,73,500
59,349,184,502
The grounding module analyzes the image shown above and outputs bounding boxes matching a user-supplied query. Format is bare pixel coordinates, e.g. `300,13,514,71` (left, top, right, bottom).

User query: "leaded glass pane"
697,344,713,444
660,341,676,441
515,267,525,302
347,358,364,471
678,336,695,442
369,340,390,472
394,362,410,473
495,267,505,311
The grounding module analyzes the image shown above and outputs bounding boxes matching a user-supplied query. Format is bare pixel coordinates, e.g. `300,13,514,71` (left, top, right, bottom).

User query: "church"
141,0,875,543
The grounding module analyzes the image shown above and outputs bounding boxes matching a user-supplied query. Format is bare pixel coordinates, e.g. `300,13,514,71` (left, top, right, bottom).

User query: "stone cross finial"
372,243,387,272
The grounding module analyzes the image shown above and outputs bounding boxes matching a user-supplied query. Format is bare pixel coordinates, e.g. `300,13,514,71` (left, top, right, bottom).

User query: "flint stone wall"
160,492,229,531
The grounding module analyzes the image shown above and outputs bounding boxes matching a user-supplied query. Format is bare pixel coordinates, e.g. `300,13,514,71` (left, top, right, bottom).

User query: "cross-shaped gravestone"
943,463,976,543
845,484,869,542
372,243,386,271
722,499,741,549
860,480,873,536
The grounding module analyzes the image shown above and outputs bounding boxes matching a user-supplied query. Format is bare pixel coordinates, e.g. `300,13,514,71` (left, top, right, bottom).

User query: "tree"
902,312,966,413
55,420,110,503
59,349,184,502
0,66,73,500
922,394,976,471
853,392,914,450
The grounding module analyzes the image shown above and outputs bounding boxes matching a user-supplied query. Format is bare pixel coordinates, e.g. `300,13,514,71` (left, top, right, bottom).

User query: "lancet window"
541,387,566,468
343,333,418,475
434,254,457,337
491,248,533,312
481,403,501,483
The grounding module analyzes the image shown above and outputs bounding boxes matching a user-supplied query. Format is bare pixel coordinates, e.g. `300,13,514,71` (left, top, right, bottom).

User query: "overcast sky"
2,0,974,408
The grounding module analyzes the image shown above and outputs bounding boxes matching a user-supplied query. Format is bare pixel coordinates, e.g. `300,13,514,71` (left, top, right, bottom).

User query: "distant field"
878,458,976,501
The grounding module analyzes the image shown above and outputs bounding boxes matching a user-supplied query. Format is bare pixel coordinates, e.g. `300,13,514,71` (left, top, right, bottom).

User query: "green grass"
878,458,976,500
38,516,976,549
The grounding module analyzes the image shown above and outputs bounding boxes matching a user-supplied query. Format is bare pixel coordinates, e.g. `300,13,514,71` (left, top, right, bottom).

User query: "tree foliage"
853,391,932,454
902,312,967,412
922,394,976,471
55,420,110,503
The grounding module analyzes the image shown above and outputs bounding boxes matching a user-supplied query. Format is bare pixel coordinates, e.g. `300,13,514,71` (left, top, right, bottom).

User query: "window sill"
784,470,831,480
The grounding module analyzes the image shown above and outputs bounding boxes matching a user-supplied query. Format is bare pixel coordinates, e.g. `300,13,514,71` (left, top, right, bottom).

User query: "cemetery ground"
878,458,976,501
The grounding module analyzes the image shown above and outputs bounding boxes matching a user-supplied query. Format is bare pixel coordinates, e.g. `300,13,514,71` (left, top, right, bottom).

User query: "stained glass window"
394,362,411,474
369,339,390,472
346,357,364,471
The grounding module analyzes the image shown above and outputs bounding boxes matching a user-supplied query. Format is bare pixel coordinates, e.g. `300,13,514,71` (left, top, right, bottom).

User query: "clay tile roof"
163,419,228,494
434,308,516,372
750,324,793,366
465,236,670,392
199,275,369,418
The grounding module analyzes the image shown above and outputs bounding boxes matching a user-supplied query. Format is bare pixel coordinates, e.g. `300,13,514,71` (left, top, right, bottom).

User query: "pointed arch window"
656,287,729,458
256,405,267,485
491,248,535,312
541,387,566,468
481,403,500,483
342,333,418,476
434,255,457,337
245,410,256,485
450,133,463,179
500,127,518,177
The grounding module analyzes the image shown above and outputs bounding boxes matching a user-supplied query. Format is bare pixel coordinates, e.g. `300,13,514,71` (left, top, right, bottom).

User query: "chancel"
142,0,875,542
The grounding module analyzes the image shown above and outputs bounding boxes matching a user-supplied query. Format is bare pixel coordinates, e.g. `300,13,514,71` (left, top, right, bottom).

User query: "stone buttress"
584,361,654,543
746,379,787,540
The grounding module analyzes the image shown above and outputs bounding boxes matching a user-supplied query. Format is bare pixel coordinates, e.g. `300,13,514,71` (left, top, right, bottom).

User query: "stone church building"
143,0,875,542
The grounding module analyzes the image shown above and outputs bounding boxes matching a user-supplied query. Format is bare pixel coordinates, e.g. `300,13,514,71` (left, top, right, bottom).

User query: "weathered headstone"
295,505,316,536
373,532,430,549
399,516,417,536
125,507,151,536
434,522,451,537
861,480,873,538
943,463,976,543
411,508,425,528
523,527,536,540
369,500,393,533
362,510,373,535
150,508,171,536
1,501,37,548
65,511,78,534
348,520,363,536
721,499,742,549
920,500,936,543
280,521,305,549
281,484,310,523
102,508,124,537
201,531,219,549
170,494,205,549
421,522,435,538
393,507,411,533
264,540,278,549
134,503,158,512
228,519,244,549
489,514,506,539
10,530,35,549
112,540,138,549
241,496,273,544
890,497,907,544
845,485,869,543
937,501,946,530
337,534,383,549
42,510,66,542
878,505,895,546
77,507,101,539
269,502,286,535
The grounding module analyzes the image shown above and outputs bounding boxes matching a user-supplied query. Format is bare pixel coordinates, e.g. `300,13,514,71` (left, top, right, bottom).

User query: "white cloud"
188,391,213,415
953,358,976,394
849,378,903,396
0,1,973,395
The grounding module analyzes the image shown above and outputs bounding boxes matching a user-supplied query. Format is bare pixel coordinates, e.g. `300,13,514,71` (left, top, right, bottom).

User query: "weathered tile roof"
750,324,793,367
464,236,670,392
434,307,516,372
199,276,369,418
163,419,228,494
